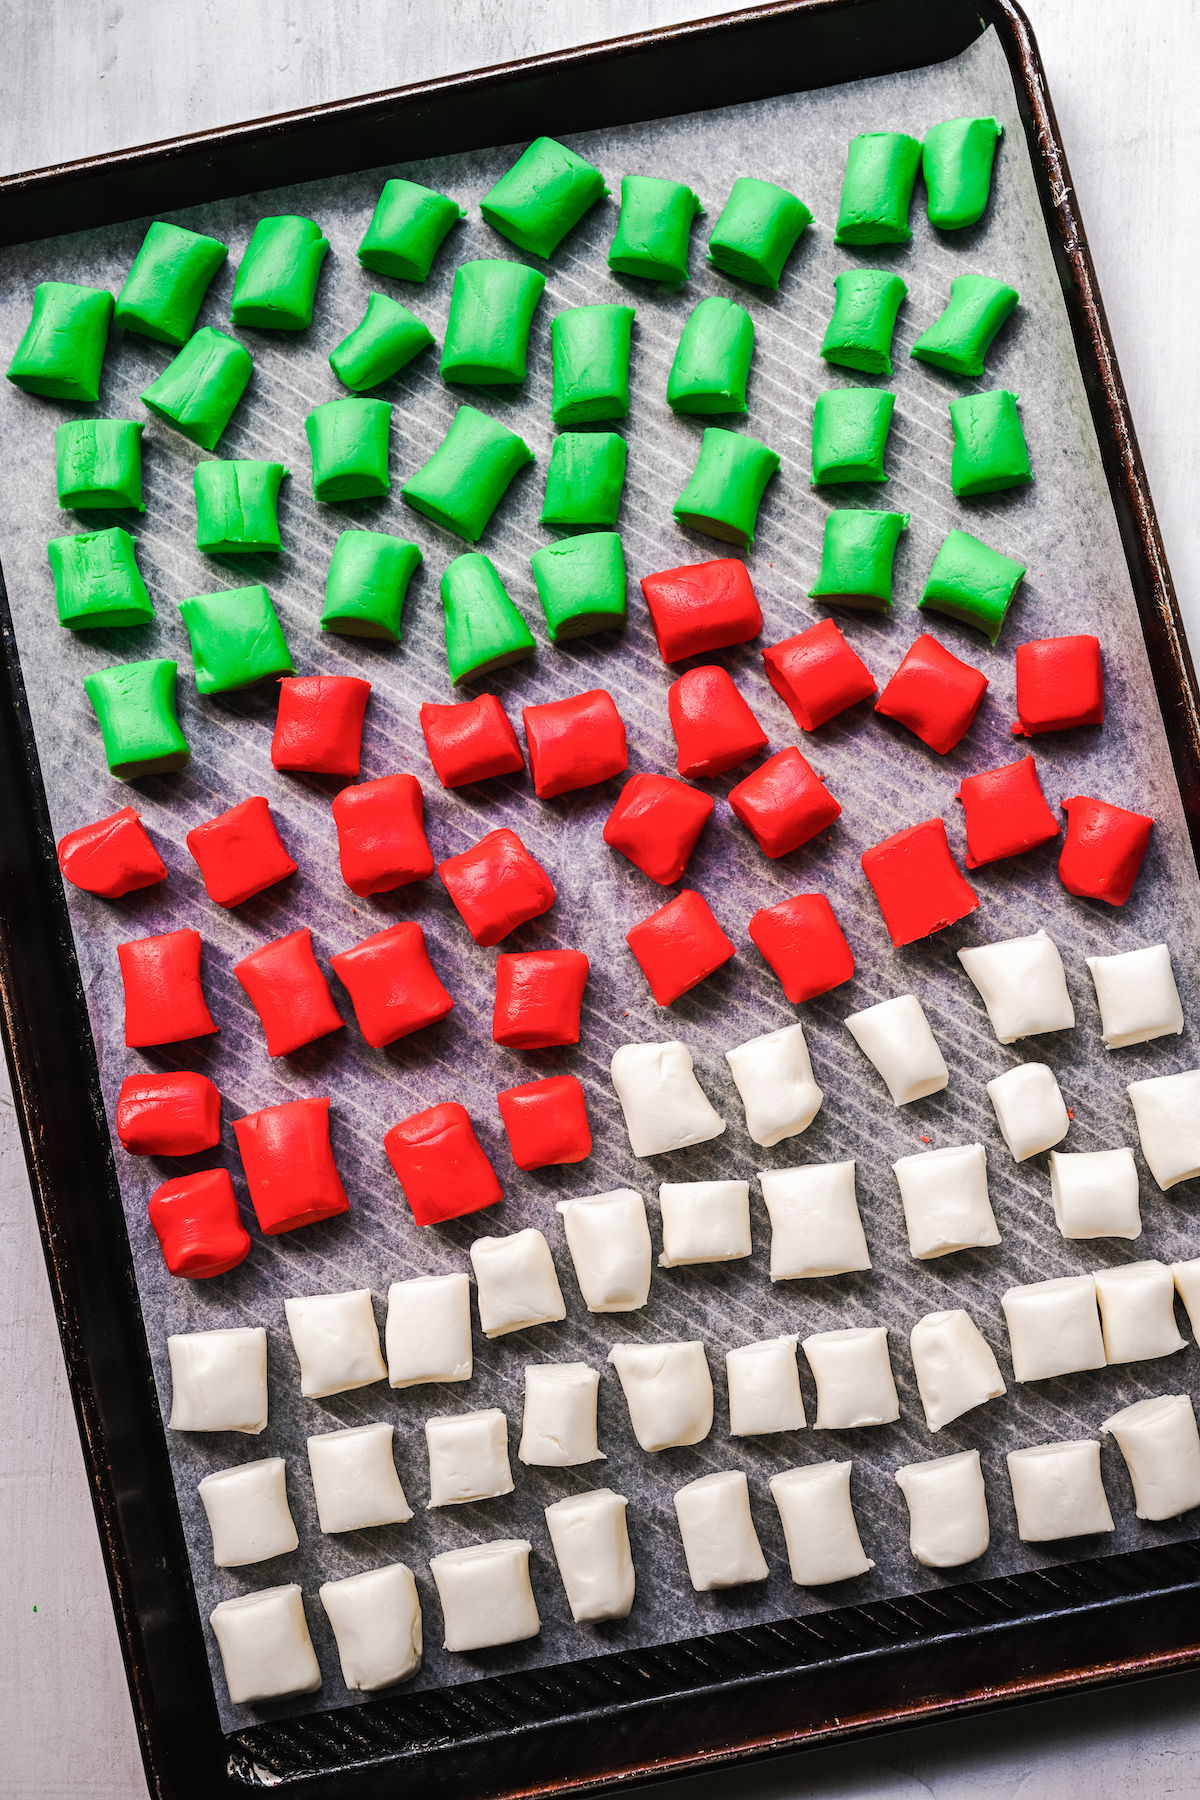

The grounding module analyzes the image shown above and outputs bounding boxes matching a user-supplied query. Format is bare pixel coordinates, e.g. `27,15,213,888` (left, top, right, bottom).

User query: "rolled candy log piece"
862,818,980,947
608,1340,714,1449
199,1459,298,1567
770,1461,874,1586
440,552,537,686
530,532,627,643
6,281,113,402
47,526,153,629
1128,1070,1200,1192
1011,635,1104,736
167,1325,268,1435
357,178,464,280
763,616,876,730
1059,794,1153,906
59,805,166,898
956,756,1059,868
874,631,988,754
419,693,525,788
657,1179,751,1268
497,1074,592,1172
116,1069,221,1156
910,1308,1005,1431
1050,1147,1141,1241
919,527,1025,644
492,948,589,1047
330,293,435,391
385,1271,473,1389
759,1161,871,1282
149,1168,251,1280
957,929,1075,1044
609,1040,725,1158
331,772,434,898
673,1470,768,1592
306,1424,412,1533
140,327,252,451
321,530,422,641
541,431,626,528
811,388,894,485
429,1541,539,1652
229,215,329,329
440,259,546,385
988,1062,1070,1163
603,773,714,884
271,675,371,777
305,398,391,502
56,419,145,510
1101,1395,1200,1522
667,296,754,415
911,273,1018,378
115,220,229,346
235,927,345,1058
1001,1274,1105,1383
480,136,607,257
802,1325,899,1428
1007,1441,1114,1544
626,889,736,1007
608,175,703,283
177,584,293,693
194,460,287,553
186,794,297,906
522,689,628,799
706,176,811,288
640,557,763,662
834,132,922,245
402,404,534,541
819,270,907,377
1085,943,1183,1052
118,927,218,1047
808,509,907,613
725,1021,822,1147
894,1449,990,1568
550,304,634,423
844,993,948,1107
667,666,766,779
729,747,842,859
438,827,555,946
83,659,190,779
725,1334,806,1433
545,1489,635,1623
234,1097,350,1235
674,428,780,548
922,117,1003,230
748,892,854,1005
555,1189,652,1314
384,1101,503,1226
330,920,453,1048
209,1587,321,1704
949,389,1031,497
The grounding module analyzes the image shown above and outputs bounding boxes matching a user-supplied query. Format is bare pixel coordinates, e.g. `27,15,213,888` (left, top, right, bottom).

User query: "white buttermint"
1049,1147,1141,1240
658,1180,751,1267
429,1541,540,1652
306,1423,413,1532
209,1586,322,1704
284,1290,387,1399
724,1022,822,1146
610,1041,726,1156
1086,944,1184,1049
1127,1069,1200,1190
957,929,1075,1043
909,1310,1006,1433
843,994,948,1105
1001,1275,1106,1381
759,1162,871,1279
726,1336,806,1435
986,1062,1069,1161
891,1143,1000,1259
894,1449,990,1568
1093,1261,1187,1364
802,1327,900,1429
607,1340,714,1450
672,1471,769,1591
1171,1258,1200,1342
469,1228,566,1338
319,1564,422,1691
769,1462,874,1585
556,1189,652,1311
1101,1394,1200,1520
425,1408,513,1506
544,1488,635,1623
385,1273,472,1388
198,1458,298,1567
167,1326,268,1434
519,1364,604,1467
1005,1441,1114,1542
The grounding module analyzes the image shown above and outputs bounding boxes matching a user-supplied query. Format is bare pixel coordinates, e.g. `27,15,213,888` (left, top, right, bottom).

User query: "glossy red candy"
763,619,876,731
234,927,344,1056
626,888,736,1006
492,948,589,1048
57,806,167,899
862,818,980,946
957,757,1059,868
497,1075,592,1171
384,1101,502,1226
640,558,763,662
116,1070,221,1156
748,893,855,1003
332,772,434,897
728,747,841,859
603,773,713,884
875,632,988,755
271,675,372,776
1012,636,1104,737
330,921,453,1047
523,689,628,799
667,666,767,777
1059,795,1153,906
148,1168,251,1278
420,693,525,788
439,827,555,946
118,928,218,1048
233,1096,350,1235
186,795,297,906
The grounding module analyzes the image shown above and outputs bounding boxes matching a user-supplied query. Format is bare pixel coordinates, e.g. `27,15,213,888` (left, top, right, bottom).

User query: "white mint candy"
802,1327,899,1429
843,994,948,1106
1006,1441,1114,1542
1171,1257,1200,1342
319,1563,422,1691
607,1340,713,1450
1086,944,1183,1049
895,1449,989,1568
1127,1069,1200,1191
611,1041,726,1156
210,1585,321,1704
673,1470,769,1591
425,1408,513,1506
1001,1274,1105,1381
891,1143,1000,1260
385,1274,472,1389
726,1335,806,1435
1050,1147,1141,1240
958,929,1075,1043
910,1309,1006,1433
307,1422,413,1532
759,1162,870,1280
470,1228,566,1339
198,1457,298,1567
724,1022,822,1146
658,1180,751,1267
986,1063,1069,1162
556,1190,652,1312
168,1326,268,1435
429,1540,540,1652
769,1462,874,1585
519,1364,604,1467
1093,1261,1186,1364
1101,1394,1200,1519
545,1488,634,1622
284,1290,387,1399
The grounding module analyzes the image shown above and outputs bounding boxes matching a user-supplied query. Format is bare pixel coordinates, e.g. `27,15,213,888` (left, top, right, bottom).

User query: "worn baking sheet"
2,23,1200,1737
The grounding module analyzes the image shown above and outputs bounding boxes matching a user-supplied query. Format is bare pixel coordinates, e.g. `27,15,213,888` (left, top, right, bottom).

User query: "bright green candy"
706,177,811,289
329,294,435,391
440,260,545,386
608,177,703,284
811,389,895,485
194,461,287,553
667,296,754,415
911,275,1018,379
949,389,1031,497
441,553,536,685
480,137,608,259
321,530,422,641
56,420,145,511
357,180,464,281
923,118,1003,231
230,216,329,330
140,327,252,450
305,399,391,502
530,533,626,643
808,510,908,613
835,133,922,245
178,584,293,694
820,271,907,376
402,406,534,542
541,433,627,529
551,305,634,425
7,283,113,403
114,222,228,347
47,528,154,629
673,428,779,548
919,528,1025,644
83,659,189,778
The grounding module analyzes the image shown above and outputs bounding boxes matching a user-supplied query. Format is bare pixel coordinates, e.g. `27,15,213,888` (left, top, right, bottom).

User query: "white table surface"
3,2,1200,1794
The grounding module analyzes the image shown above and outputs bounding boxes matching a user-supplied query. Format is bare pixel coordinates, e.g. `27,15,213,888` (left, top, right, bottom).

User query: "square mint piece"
55,419,145,510
141,327,252,451
194,461,287,553
949,390,1032,497
47,527,154,628
178,584,294,693
811,389,895,485
809,509,908,612
530,533,627,643
919,528,1026,644
541,433,627,528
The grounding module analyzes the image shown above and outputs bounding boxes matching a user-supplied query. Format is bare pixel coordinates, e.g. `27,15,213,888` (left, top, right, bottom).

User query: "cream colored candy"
385,1273,472,1389
429,1540,540,1652
210,1585,321,1704
284,1290,387,1399
894,1448,989,1568
843,994,948,1105
1005,1441,1114,1542
769,1461,874,1585
1001,1274,1105,1381
425,1407,513,1506
910,1309,1006,1433
544,1488,635,1622
726,1335,806,1435
673,1470,769,1591
610,1041,726,1156
1093,1260,1187,1364
198,1457,298,1567
986,1062,1069,1162
607,1340,713,1450
1049,1147,1141,1240
319,1564,422,1691
1086,944,1183,1049
724,1022,822,1146
802,1327,899,1429
658,1180,751,1267
1171,1257,1200,1343
556,1189,652,1311
519,1364,604,1466
759,1161,870,1279
470,1228,566,1339
891,1143,1000,1260
1100,1394,1200,1520
307,1422,413,1532
168,1326,268,1435
957,929,1075,1043
1127,1069,1200,1191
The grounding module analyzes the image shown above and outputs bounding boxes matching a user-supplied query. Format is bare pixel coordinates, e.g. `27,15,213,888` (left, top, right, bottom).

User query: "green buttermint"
56,420,145,510
480,137,608,258
305,399,392,502
83,659,190,778
608,176,703,283
550,304,634,425
911,275,1018,379
7,282,113,403
919,528,1026,644
402,406,535,542
357,179,464,281
540,433,627,530
194,461,288,553
706,178,811,288
441,553,537,684
835,133,922,245
673,429,780,548
177,584,294,693
114,221,229,346
530,533,627,643
440,260,546,385
230,216,330,329
667,296,754,415
321,531,423,641
47,527,155,629
140,328,252,451
820,271,907,377
808,510,909,613
948,390,1031,497
922,118,1003,230
811,389,896,485
330,294,435,391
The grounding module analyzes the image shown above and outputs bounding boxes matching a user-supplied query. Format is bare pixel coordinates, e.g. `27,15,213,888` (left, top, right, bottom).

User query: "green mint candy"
673,428,780,548
919,527,1025,644
230,216,329,330
440,260,546,385
480,137,608,259
441,552,536,685
551,304,634,425
706,178,811,289
47,527,154,629
667,296,754,415
305,398,391,502
820,271,907,376
140,327,252,450
194,461,287,553
811,389,895,485
114,222,228,347
84,658,189,778
56,420,145,511
530,533,626,643
402,405,534,541
178,584,293,693
541,433,627,529
608,176,703,284
329,294,435,391
7,283,113,403
321,530,423,640
911,275,1018,379
357,180,464,281
808,510,908,612
835,133,922,245
923,118,1003,231
949,389,1031,497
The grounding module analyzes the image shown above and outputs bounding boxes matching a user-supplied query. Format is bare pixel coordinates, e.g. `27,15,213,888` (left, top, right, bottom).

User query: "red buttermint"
748,893,855,1004
420,694,525,788
116,1070,221,1156
497,1075,592,1171
728,747,842,858
117,928,218,1048
233,1097,350,1235
763,619,876,731
640,558,763,662
626,888,736,1006
234,927,344,1056
523,689,628,799
492,948,589,1048
331,772,434,897
186,795,297,907
862,818,980,946
1012,636,1104,737
384,1102,502,1226
148,1168,251,1279
668,665,767,778
271,675,371,776
603,773,713,884
956,757,1059,868
439,828,555,946
875,632,988,754
57,806,167,899
330,921,453,1048
1059,795,1153,905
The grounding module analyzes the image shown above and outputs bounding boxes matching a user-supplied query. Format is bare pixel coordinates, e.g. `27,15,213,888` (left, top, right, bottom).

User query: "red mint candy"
148,1168,251,1279
748,893,855,1003
640,558,763,662
330,921,453,1048
763,618,876,731
668,666,768,777
1012,636,1104,737
384,1101,502,1226
271,675,371,776
118,928,218,1048
603,773,713,884
523,689,628,799
956,757,1059,868
497,1075,592,1171
420,693,525,788
626,888,736,1006
875,632,988,754
1059,795,1153,906
728,747,842,858
116,1070,221,1156
58,806,167,899
332,772,434,897
861,817,980,946
234,926,344,1056
439,827,555,946
492,948,589,1048
186,795,297,906
233,1096,350,1235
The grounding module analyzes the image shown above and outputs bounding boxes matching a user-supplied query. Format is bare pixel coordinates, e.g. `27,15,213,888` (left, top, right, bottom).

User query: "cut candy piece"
667,296,754,414
957,929,1074,1043
321,530,423,642
332,772,434,898
429,1541,539,1651
891,1143,1000,1260
306,1422,412,1532
862,818,979,946
1059,795,1153,906
673,1471,768,1591
140,328,252,452
541,431,627,528
426,1409,514,1505
957,756,1059,867
626,889,735,1006
358,178,464,281
1011,635,1104,736
607,1340,713,1450
210,1587,321,1705
919,528,1025,645
47,527,153,629
481,137,607,258
640,557,763,662
497,1074,592,1170
728,747,842,859
986,1062,1069,1162
492,947,588,1047
438,827,555,945
843,993,948,1106
608,175,703,283
875,631,988,754
386,1274,472,1389
1172,1259,1200,1344
802,1326,899,1428
149,1169,250,1279
284,1289,387,1398
440,259,545,385
658,1179,751,1268
56,419,144,511
519,1364,603,1466
911,274,1018,378
271,676,371,777
1101,1395,1200,1520
668,666,766,778
402,405,534,542
330,921,453,1047
603,773,713,884
726,1335,806,1435
178,584,292,694
725,1022,822,1147
530,532,626,642
194,460,286,553
762,617,876,730
384,1101,502,1226
58,806,166,898
186,794,297,906
1001,1274,1105,1381
910,1308,1005,1431
523,688,628,797
7,281,112,402
811,388,895,485
1086,944,1183,1049
1127,1069,1200,1191
116,1070,220,1157
922,117,1003,230
748,892,854,1004
230,215,329,329
329,293,434,391
835,131,922,245
306,398,391,502
440,552,536,684
770,1462,873,1585
949,389,1031,497
895,1450,988,1568
759,1162,871,1281
1007,1441,1113,1542
319,1564,423,1692
550,304,633,424
118,927,217,1047
234,927,344,1057
167,1326,268,1434
706,176,811,288
808,509,907,613
420,693,525,788
233,1097,350,1235
545,1489,634,1623
470,1227,566,1338
610,1040,726,1157
820,269,907,376
198,1458,297,1567
674,428,780,547
556,1190,652,1313
1050,1148,1141,1241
